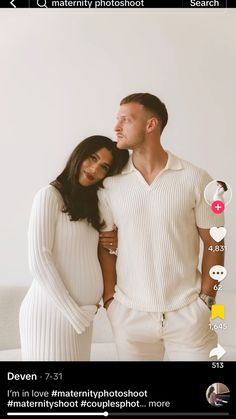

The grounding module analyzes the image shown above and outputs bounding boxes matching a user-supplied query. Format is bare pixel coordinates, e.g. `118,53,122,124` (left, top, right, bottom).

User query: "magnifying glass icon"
37,0,47,7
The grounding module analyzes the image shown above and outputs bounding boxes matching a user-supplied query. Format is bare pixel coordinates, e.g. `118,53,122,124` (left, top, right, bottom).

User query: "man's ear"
146,117,159,133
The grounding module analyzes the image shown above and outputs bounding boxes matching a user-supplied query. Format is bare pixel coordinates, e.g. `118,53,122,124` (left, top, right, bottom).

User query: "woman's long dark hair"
217,180,228,192
207,386,215,399
50,135,129,231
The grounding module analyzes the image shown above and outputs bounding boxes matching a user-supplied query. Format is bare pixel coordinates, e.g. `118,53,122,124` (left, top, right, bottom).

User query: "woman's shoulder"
33,185,63,207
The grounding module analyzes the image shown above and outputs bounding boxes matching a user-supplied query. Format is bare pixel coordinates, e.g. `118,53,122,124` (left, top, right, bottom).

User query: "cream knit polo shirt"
98,151,224,313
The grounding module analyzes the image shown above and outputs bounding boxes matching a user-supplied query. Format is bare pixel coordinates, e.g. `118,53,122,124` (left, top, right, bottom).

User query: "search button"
37,0,47,7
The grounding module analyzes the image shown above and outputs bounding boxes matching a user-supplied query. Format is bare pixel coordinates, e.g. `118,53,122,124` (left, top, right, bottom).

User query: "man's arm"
198,227,225,298
98,243,117,309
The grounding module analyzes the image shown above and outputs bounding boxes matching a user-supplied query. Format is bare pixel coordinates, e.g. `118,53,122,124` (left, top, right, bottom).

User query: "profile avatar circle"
206,383,230,407
204,180,232,214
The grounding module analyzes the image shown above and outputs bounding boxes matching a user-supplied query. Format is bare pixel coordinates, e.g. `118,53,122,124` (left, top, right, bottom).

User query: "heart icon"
210,227,227,242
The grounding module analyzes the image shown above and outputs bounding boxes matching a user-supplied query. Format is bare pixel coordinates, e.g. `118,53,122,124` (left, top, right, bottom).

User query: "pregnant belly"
64,267,104,305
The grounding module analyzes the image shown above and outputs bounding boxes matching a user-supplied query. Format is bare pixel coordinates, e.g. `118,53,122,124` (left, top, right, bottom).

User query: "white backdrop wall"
0,10,235,289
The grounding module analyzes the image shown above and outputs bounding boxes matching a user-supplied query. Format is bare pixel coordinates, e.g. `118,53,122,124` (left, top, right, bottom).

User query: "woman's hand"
99,225,117,251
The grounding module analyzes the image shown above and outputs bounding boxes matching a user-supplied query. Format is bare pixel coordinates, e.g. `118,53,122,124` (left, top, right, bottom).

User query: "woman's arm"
99,225,117,251
97,188,117,307
28,187,97,334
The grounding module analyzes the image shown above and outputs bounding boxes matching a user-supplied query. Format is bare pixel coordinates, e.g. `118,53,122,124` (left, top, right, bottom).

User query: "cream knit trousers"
107,298,217,361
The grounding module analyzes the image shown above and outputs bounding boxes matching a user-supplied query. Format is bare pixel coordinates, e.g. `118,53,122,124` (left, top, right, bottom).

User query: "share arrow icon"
209,344,226,360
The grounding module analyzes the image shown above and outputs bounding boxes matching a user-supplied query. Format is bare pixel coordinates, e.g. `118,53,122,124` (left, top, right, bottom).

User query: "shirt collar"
121,150,183,174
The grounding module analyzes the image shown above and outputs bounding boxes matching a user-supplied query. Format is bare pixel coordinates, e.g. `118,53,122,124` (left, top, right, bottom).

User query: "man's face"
114,103,149,150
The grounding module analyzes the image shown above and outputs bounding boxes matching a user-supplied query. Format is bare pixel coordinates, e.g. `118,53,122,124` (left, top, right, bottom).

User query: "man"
98,93,225,361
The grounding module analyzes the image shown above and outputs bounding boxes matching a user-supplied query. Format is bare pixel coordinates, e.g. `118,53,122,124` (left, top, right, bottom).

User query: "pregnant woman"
19,135,129,361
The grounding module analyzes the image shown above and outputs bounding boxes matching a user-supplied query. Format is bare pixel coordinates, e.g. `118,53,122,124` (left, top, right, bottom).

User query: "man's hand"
96,303,101,313
103,297,114,310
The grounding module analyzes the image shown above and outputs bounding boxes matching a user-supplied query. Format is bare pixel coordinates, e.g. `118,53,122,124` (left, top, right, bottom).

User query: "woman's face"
78,147,113,187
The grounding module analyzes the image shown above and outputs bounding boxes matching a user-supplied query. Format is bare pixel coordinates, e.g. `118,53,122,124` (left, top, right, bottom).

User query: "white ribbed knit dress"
19,185,103,361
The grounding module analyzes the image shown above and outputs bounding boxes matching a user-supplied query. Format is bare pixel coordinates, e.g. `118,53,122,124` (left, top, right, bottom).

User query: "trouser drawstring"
161,313,165,327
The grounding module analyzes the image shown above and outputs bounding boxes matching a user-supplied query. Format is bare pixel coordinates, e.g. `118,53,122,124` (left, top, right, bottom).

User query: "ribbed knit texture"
19,186,103,360
98,151,224,313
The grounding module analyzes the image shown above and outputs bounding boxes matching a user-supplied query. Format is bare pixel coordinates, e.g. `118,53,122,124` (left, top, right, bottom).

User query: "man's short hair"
120,93,168,133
